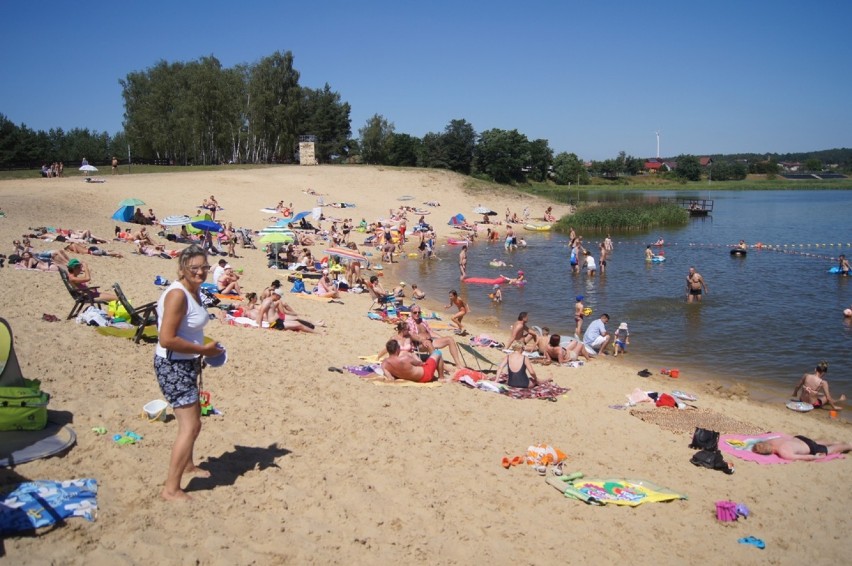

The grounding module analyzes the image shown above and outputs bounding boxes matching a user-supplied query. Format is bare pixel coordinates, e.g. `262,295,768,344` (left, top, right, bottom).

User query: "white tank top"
155,281,209,360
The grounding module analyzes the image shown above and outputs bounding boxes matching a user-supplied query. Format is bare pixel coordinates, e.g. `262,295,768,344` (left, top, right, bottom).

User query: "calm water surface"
389,190,852,399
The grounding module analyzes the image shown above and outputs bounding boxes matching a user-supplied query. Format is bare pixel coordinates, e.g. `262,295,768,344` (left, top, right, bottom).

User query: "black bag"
199,288,220,308
690,449,734,475
689,427,720,451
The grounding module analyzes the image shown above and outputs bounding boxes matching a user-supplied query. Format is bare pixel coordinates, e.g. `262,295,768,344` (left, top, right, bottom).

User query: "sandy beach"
0,166,849,565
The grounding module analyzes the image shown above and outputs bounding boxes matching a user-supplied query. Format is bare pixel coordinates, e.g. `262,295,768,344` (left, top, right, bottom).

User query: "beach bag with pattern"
525,444,567,467
0,379,50,431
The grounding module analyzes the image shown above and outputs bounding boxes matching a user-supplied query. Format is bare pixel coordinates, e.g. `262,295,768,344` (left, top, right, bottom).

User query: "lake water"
388,190,852,400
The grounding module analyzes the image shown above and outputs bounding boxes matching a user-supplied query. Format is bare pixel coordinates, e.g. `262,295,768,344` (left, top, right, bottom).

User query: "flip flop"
501,457,512,469
327,367,344,373
738,536,765,549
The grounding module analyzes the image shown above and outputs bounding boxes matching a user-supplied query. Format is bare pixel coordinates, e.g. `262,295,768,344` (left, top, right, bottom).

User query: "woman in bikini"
792,361,846,410
376,322,419,361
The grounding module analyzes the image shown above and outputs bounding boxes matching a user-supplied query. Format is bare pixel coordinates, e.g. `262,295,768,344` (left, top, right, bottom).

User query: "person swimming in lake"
792,361,846,410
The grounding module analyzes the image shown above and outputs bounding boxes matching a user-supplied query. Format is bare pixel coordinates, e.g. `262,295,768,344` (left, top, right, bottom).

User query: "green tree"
552,152,589,185
526,139,553,182
805,158,822,172
674,154,702,181
358,114,394,165
245,51,302,163
442,119,476,174
386,133,420,167
417,132,448,169
473,128,529,184
708,161,747,181
300,83,352,163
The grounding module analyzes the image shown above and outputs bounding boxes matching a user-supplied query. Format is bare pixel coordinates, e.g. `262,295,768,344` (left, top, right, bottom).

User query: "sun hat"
322,268,329,274
493,284,500,289
400,281,406,286
67,258,81,269
576,295,584,301
273,289,284,296
224,264,232,270
517,270,524,275
618,322,628,330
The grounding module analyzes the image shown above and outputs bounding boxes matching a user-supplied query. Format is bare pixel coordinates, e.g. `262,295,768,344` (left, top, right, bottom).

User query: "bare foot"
183,465,211,478
161,488,193,502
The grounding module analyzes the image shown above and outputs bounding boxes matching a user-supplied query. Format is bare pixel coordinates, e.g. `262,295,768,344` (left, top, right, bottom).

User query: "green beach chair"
457,342,498,374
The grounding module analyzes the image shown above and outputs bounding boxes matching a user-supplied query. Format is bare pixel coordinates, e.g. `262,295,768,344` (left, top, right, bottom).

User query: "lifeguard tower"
298,135,318,166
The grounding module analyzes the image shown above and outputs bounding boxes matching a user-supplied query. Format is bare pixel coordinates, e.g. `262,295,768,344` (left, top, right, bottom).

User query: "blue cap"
576,295,584,301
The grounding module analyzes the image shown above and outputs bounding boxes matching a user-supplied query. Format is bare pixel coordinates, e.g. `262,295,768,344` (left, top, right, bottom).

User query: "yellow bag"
107,300,131,320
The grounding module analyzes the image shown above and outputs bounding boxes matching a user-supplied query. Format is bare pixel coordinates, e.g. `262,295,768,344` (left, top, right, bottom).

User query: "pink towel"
720,433,845,465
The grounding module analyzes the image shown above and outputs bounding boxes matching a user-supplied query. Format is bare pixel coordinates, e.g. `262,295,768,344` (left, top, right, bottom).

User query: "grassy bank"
523,175,852,204
557,201,688,232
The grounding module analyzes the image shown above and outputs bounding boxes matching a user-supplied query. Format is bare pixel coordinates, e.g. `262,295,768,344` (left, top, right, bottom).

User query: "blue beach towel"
0,478,98,533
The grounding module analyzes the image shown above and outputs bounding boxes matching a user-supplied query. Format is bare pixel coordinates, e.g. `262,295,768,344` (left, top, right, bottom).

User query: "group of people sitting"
132,208,158,225
231,278,324,332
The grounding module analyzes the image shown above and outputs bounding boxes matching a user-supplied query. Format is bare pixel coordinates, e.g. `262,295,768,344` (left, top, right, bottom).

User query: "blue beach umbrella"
191,220,223,232
282,210,311,225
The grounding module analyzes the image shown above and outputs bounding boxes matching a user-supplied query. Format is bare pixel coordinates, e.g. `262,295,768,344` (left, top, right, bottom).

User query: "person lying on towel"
752,436,852,461
380,340,443,383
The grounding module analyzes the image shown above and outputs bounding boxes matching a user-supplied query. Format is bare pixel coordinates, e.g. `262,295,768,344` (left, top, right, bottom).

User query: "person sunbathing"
256,290,322,332
544,334,589,364
238,292,261,320
752,436,852,461
314,269,339,298
496,341,543,388
64,242,123,258
380,339,443,383
136,241,169,257
406,306,465,368
376,322,419,361
792,361,846,410
18,251,58,271
260,280,281,301
217,266,242,295
34,248,71,268
66,259,118,301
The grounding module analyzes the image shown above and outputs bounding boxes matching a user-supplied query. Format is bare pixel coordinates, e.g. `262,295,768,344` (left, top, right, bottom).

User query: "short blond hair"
752,441,773,455
510,341,524,352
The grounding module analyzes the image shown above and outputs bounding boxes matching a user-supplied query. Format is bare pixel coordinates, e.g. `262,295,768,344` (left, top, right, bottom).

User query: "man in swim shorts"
380,340,443,383
752,436,852,461
686,266,708,303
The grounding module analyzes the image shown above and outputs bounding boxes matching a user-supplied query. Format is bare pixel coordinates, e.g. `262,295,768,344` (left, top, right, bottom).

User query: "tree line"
1,47,850,184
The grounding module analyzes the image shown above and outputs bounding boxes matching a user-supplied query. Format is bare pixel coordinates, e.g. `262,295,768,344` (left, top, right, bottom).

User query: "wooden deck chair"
457,342,498,374
112,283,158,344
59,268,110,320
0,317,26,387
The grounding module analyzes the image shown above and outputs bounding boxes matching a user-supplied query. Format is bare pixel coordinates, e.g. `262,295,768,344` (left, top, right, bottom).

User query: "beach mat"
546,475,687,506
0,421,77,467
720,433,845,465
629,407,764,435
372,380,442,388
95,325,158,340
0,478,97,533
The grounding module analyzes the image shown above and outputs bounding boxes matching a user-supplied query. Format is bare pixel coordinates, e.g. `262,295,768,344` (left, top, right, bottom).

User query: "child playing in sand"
613,322,630,356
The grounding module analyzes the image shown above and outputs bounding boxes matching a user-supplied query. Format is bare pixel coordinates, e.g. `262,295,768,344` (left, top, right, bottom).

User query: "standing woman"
154,245,222,501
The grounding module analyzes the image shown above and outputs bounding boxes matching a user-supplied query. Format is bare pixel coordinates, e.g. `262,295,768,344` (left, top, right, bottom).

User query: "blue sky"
2,1,850,161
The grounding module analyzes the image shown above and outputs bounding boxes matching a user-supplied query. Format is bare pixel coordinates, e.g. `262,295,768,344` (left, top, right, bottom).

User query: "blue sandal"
738,536,765,549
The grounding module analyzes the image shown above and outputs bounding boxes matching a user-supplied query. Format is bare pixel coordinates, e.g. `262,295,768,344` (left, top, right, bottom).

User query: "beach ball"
583,307,593,316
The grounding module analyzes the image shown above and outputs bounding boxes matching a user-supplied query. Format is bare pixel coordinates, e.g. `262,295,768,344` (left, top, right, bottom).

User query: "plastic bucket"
670,369,680,378
143,399,168,422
